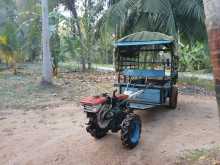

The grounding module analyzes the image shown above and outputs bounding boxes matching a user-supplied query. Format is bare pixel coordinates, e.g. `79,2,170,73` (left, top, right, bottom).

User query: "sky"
58,1,108,18
58,5,71,17
57,1,84,18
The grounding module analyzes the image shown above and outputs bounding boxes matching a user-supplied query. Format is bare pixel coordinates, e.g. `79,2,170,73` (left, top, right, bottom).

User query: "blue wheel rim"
130,120,140,144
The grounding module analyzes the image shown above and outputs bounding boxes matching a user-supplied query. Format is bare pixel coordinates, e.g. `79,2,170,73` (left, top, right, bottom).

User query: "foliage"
96,25,114,64
0,0,212,74
19,1,42,62
60,0,110,70
179,42,211,72
0,0,25,73
101,0,207,44
0,0,41,66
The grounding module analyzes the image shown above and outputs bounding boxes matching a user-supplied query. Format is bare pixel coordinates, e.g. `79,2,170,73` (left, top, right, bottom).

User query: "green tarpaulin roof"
115,31,175,47
117,31,174,42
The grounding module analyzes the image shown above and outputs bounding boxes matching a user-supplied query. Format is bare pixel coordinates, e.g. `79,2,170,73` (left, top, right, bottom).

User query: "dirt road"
0,95,220,165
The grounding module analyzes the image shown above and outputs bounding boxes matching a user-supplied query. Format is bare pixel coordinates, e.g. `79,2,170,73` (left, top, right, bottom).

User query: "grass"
0,70,59,110
176,146,220,165
182,149,210,161
59,62,80,72
0,63,114,111
178,76,215,92
59,61,113,71
94,63,113,68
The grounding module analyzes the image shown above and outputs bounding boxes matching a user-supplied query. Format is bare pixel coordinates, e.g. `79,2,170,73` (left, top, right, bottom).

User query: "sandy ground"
0,95,220,165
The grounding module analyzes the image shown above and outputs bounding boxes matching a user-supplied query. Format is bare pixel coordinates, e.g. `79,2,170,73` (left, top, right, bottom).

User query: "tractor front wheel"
121,113,141,149
86,123,108,139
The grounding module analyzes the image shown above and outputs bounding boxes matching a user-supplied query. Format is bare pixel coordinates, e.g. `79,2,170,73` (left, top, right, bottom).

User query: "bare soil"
0,95,220,165
0,65,219,165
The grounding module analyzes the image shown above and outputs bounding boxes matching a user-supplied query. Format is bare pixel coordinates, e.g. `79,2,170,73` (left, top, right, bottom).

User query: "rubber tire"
169,86,178,109
121,113,142,149
87,124,108,139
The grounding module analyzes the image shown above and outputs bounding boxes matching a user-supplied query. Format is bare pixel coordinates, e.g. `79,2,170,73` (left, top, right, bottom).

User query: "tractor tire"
86,124,108,139
121,113,142,149
169,86,178,109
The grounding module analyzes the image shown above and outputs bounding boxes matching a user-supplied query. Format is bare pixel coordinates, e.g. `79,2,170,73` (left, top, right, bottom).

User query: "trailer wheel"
121,113,141,149
169,86,178,109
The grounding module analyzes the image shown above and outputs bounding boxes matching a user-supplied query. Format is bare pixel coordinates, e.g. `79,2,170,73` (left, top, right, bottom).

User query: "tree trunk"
203,0,220,110
64,0,81,37
81,57,86,72
41,0,53,84
88,57,92,70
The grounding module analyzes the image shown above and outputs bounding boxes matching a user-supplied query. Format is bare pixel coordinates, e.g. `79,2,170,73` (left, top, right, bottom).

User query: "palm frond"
99,0,206,43
174,0,205,23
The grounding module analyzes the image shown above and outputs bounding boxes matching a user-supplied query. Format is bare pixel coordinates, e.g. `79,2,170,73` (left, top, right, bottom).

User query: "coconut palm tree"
203,0,220,109
41,0,53,84
102,0,206,43
59,0,88,70
60,0,106,71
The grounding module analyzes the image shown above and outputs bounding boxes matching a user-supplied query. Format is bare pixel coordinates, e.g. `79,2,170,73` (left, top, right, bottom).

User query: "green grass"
0,71,57,110
182,149,209,161
94,63,113,68
176,146,220,165
59,62,80,72
0,63,114,110
178,76,215,92
59,61,113,71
